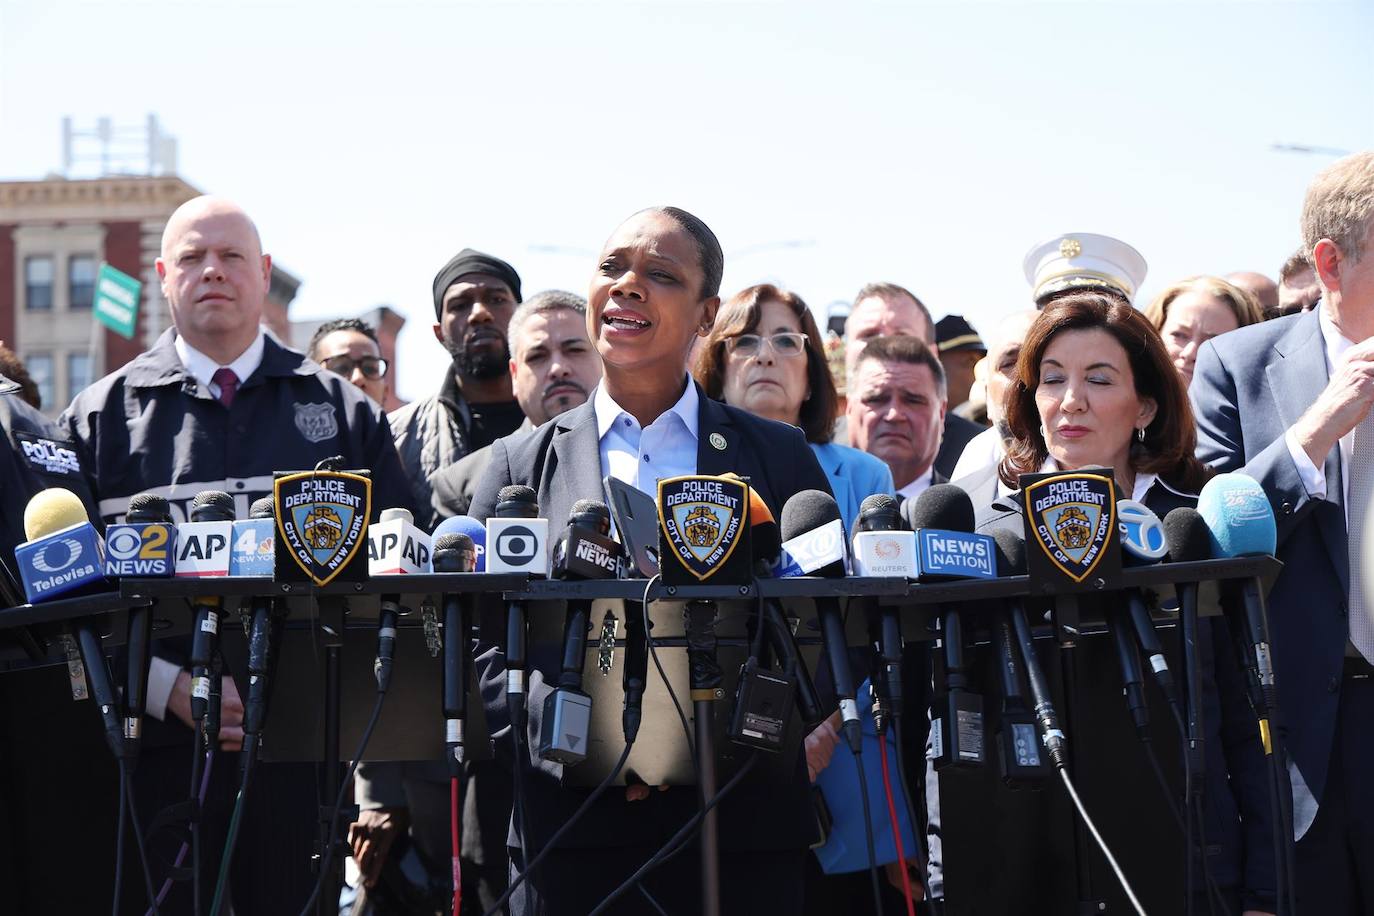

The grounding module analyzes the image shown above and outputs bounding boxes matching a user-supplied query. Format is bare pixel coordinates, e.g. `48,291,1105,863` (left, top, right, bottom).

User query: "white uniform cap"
1022,233,1148,304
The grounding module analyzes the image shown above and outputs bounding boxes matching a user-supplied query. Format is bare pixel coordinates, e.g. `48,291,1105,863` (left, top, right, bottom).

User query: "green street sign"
92,263,141,339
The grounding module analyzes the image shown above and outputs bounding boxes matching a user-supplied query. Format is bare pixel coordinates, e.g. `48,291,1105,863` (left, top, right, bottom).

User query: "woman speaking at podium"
470,207,832,915
938,292,1275,914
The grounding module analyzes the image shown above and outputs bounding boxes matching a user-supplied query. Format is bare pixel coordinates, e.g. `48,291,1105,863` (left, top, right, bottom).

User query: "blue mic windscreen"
433,515,487,571
1197,472,1277,558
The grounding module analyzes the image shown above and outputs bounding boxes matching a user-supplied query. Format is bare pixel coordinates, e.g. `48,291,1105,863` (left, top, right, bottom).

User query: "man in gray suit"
431,290,602,519
1191,150,1374,912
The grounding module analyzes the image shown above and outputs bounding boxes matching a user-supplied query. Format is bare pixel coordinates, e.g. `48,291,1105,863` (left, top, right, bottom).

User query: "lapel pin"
709,432,727,451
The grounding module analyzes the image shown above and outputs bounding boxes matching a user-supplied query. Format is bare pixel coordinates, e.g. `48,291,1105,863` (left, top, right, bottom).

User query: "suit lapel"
696,390,741,478
549,402,605,526
1267,311,1347,591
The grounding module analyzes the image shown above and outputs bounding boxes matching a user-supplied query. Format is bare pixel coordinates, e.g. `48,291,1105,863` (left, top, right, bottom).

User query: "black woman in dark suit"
936,292,1275,916
470,207,833,915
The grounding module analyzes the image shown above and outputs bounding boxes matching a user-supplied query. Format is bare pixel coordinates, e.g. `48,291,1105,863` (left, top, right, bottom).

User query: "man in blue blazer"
1191,150,1374,911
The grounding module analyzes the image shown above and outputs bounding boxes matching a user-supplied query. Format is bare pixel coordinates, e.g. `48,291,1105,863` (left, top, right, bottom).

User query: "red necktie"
212,367,239,408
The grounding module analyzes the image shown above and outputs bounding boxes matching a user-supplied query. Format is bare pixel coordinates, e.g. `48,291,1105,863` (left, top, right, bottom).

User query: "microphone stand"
683,598,722,916
1050,592,1103,914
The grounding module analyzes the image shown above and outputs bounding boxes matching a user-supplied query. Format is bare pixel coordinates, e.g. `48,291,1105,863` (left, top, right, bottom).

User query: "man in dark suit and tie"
471,206,833,915
1191,150,1374,912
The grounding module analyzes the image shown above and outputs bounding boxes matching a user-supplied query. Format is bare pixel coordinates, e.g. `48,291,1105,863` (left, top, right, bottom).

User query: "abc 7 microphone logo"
495,525,539,565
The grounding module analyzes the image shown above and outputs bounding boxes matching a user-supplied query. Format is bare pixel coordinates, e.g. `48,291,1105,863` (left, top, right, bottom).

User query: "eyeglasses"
321,355,389,379
726,332,808,359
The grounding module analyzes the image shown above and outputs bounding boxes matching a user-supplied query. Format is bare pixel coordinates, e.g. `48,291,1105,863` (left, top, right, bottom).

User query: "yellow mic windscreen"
23,488,90,541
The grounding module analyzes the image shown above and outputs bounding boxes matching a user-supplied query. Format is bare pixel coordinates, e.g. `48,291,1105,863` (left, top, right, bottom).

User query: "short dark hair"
307,318,379,361
0,345,41,409
693,284,839,444
645,206,724,300
850,282,934,343
851,334,947,399
1279,247,1312,283
999,291,1209,493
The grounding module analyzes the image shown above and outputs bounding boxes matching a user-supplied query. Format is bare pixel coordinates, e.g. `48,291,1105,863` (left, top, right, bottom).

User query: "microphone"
14,488,107,602
489,485,545,728
734,478,821,728
121,493,175,755
434,532,477,773
541,500,620,763
243,496,285,752
434,515,486,571
486,485,549,575
1197,473,1281,732
229,494,276,576
851,494,912,731
990,528,1067,770
1164,507,1213,792
779,489,861,753
368,507,433,575
15,490,122,755
183,491,235,726
906,484,990,770
1115,499,1180,712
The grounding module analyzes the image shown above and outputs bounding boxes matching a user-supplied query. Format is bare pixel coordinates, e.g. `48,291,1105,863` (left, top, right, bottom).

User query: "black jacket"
926,477,1275,913
468,386,834,854
60,329,413,526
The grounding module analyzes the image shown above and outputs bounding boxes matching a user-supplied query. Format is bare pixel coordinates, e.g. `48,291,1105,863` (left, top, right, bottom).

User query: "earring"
1136,427,1146,443
1039,424,1048,441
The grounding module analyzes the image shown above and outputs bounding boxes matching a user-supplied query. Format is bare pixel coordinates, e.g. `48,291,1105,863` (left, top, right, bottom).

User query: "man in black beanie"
390,248,526,526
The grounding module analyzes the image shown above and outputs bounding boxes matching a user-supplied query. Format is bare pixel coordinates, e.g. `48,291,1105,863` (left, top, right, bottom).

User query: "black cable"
1141,740,1234,916
294,688,387,916
513,719,535,916
891,718,934,904
852,737,885,914
588,753,759,916
123,762,161,916
114,757,127,916
188,725,204,916
482,743,635,916
638,883,671,916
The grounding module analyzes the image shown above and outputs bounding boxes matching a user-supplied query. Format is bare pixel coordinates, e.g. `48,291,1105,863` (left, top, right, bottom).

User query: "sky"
1,0,1371,403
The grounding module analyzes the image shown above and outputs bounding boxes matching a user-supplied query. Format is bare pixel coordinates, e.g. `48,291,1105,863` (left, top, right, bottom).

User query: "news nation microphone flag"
273,469,371,586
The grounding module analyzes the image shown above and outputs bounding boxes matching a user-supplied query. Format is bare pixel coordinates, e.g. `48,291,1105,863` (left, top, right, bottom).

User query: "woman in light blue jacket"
694,283,893,534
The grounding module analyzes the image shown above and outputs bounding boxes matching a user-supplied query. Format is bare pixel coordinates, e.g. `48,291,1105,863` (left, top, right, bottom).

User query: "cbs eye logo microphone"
104,522,177,577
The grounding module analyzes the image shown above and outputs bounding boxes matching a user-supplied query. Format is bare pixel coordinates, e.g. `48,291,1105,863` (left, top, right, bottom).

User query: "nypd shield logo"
658,475,748,581
1023,472,1116,584
294,402,339,444
274,471,371,585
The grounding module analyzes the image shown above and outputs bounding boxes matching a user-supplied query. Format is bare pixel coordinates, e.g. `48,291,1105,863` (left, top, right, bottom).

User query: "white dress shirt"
897,467,936,502
593,376,700,498
1284,306,1355,520
950,425,1006,481
147,331,268,721
175,331,266,399
994,458,1183,502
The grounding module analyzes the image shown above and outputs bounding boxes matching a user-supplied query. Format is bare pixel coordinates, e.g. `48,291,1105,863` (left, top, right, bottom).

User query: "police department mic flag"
273,469,371,586
1019,469,1121,593
657,474,752,585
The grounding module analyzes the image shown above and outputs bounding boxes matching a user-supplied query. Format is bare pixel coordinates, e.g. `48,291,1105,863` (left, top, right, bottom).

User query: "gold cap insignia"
1059,238,1082,259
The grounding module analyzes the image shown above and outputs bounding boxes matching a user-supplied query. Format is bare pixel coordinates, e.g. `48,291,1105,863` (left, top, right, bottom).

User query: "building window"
69,255,97,310
25,257,54,311
67,352,92,398
26,353,54,410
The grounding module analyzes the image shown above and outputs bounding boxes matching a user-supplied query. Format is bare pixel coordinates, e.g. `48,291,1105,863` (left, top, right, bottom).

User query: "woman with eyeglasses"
694,284,894,534
307,317,390,406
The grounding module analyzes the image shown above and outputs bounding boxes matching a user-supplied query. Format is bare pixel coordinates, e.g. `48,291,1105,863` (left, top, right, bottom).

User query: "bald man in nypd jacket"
469,207,833,915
